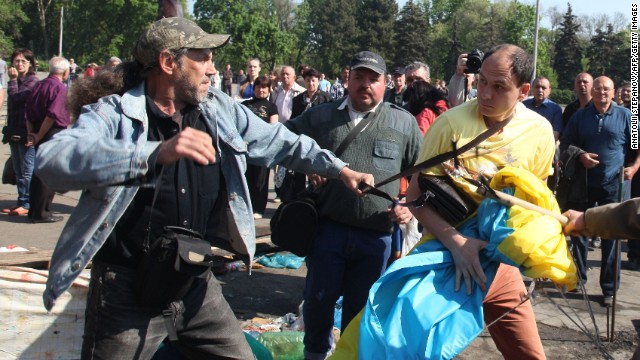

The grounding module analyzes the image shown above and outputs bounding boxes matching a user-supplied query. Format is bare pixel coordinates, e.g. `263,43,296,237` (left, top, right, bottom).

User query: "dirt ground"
217,254,639,360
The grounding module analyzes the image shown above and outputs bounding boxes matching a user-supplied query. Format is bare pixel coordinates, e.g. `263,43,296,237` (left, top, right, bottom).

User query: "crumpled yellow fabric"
490,167,577,289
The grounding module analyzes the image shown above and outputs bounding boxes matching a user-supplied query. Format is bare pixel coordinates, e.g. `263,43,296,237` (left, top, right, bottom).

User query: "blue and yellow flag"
332,167,577,360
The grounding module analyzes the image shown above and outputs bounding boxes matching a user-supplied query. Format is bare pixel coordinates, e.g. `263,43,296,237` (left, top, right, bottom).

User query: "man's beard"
176,72,208,105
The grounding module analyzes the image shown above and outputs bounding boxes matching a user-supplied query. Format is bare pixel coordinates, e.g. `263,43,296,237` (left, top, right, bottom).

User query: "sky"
187,0,634,27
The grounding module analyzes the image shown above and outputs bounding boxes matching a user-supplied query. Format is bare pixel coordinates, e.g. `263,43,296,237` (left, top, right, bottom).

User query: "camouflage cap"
134,17,230,67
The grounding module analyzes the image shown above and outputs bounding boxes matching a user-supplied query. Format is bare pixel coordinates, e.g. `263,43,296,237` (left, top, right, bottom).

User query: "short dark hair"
10,48,36,76
534,76,549,83
483,44,533,87
253,75,271,89
303,67,320,79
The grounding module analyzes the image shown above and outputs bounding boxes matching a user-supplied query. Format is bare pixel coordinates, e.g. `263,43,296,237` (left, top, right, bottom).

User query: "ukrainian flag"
331,167,577,360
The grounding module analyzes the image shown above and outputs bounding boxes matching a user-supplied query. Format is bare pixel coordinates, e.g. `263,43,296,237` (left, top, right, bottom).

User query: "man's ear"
158,49,175,75
519,83,531,101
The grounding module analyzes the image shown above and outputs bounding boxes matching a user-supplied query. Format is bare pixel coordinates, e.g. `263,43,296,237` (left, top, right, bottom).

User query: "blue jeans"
571,181,628,297
82,261,253,360
303,219,391,359
9,143,35,209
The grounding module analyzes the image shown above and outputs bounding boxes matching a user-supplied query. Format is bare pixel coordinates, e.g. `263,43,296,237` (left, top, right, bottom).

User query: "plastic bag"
257,253,305,269
258,331,305,360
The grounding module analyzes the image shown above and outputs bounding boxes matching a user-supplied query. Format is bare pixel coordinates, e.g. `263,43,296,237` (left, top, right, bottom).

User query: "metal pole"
532,0,540,83
58,6,64,56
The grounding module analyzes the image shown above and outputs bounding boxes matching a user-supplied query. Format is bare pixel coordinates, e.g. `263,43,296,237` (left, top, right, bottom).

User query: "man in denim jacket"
35,18,372,359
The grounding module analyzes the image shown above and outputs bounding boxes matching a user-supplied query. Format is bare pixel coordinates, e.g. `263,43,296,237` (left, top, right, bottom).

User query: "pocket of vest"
372,139,400,173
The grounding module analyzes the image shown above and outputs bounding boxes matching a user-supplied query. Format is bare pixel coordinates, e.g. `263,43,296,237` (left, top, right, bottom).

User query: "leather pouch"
418,175,477,224
134,226,213,307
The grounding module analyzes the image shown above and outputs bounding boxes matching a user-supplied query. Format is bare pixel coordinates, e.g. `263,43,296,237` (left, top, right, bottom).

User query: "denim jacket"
37,83,346,311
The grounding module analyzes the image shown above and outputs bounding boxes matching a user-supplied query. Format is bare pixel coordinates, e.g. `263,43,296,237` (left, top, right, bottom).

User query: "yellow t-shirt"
418,99,555,203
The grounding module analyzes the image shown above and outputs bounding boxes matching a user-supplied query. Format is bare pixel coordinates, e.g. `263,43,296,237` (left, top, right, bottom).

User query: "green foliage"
553,3,583,90
356,0,398,62
63,0,157,65
195,0,296,72
393,1,430,68
428,0,466,24
500,0,535,51
305,0,359,76
586,24,630,86
5,0,623,93
535,28,556,87
0,0,29,56
549,88,575,106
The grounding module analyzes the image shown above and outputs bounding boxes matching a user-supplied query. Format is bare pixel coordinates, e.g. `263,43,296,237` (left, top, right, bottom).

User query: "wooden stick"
477,187,569,225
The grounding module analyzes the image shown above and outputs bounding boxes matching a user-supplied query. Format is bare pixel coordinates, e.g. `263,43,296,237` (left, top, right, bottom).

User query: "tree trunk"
36,0,53,58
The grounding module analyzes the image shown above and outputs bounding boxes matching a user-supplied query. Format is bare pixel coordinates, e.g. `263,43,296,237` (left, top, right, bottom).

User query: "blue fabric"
357,194,518,360
522,98,563,134
560,103,632,186
242,83,254,99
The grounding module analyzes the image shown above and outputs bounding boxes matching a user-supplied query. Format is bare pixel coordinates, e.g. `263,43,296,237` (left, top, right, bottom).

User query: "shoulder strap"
370,116,512,190
334,112,374,157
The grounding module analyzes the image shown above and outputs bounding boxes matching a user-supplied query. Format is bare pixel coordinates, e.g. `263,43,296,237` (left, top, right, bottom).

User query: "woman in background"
242,75,279,218
290,67,332,119
2,48,39,216
405,80,449,136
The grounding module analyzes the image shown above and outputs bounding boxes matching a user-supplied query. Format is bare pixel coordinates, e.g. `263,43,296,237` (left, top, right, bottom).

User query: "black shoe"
31,215,63,223
602,296,613,307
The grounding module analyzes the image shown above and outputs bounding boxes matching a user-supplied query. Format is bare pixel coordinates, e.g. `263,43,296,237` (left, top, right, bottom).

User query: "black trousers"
245,164,270,214
28,127,64,220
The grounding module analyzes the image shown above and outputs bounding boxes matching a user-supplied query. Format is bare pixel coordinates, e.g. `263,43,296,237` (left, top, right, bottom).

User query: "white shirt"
337,98,381,127
273,83,305,123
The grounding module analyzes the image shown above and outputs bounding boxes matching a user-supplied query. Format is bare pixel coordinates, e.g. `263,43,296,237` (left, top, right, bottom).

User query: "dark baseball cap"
392,66,405,75
134,17,230,67
349,51,386,75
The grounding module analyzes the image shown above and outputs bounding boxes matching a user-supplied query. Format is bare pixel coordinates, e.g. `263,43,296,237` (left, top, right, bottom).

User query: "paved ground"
1,78,639,358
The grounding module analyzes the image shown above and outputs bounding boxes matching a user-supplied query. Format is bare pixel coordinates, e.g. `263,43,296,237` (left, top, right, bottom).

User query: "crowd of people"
0,15,637,360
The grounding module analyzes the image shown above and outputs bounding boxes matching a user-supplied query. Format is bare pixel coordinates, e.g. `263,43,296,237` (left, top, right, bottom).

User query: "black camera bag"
134,226,213,307
418,175,477,224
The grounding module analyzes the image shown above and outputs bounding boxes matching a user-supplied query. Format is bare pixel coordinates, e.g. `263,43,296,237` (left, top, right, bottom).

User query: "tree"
305,0,359,76
62,0,157,66
500,1,535,52
35,0,54,57
356,0,398,62
607,30,630,87
428,0,466,24
553,3,582,90
0,0,29,56
588,25,630,85
586,25,610,76
428,0,490,81
393,1,429,68
194,0,296,72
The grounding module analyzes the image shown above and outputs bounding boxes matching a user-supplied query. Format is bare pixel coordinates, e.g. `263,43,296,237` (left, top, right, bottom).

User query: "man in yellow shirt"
407,44,554,359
